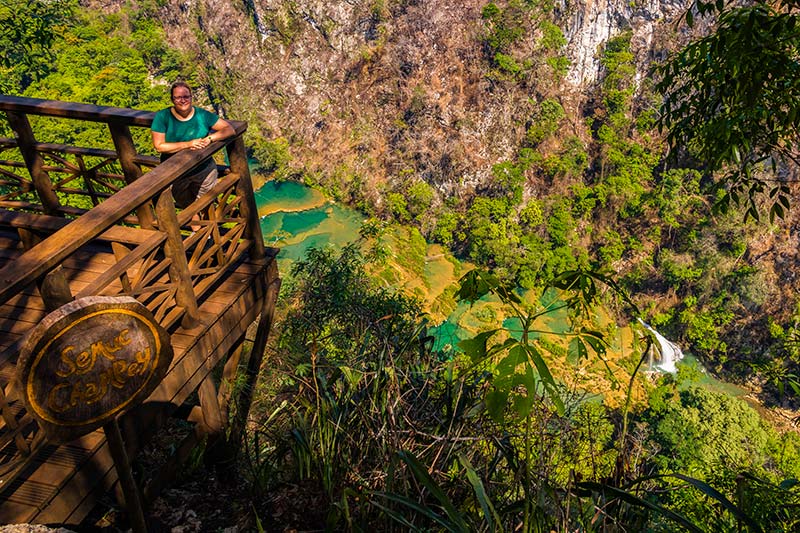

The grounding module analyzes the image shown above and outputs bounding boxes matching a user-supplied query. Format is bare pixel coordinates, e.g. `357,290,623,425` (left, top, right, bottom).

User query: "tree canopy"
0,0,75,93
657,0,800,221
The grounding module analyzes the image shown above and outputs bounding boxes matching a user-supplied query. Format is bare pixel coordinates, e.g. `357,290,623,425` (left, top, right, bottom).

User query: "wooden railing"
0,95,264,314
0,95,267,485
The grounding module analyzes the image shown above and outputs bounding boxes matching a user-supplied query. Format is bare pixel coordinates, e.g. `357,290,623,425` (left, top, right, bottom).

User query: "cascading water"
638,319,685,373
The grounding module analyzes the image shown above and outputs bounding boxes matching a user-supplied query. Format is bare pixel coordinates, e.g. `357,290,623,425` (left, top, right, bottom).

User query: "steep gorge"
87,0,800,405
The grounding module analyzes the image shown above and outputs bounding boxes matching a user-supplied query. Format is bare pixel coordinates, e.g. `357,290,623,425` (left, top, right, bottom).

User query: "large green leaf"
459,454,503,532
567,337,588,364
496,344,527,376
458,329,499,363
486,388,510,422
525,344,564,414
371,493,454,532
456,270,496,302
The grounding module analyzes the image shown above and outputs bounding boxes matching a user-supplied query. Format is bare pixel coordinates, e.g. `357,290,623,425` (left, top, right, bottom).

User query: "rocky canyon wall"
117,0,689,203
558,0,688,85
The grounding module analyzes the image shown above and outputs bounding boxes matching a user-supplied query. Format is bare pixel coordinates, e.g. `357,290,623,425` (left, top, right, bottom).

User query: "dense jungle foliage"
2,0,799,530
248,235,800,531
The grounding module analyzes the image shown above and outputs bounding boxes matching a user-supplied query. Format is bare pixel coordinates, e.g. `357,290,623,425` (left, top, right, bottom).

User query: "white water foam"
638,319,685,373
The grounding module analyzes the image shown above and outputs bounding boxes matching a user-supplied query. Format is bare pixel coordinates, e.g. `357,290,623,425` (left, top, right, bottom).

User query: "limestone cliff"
558,0,688,85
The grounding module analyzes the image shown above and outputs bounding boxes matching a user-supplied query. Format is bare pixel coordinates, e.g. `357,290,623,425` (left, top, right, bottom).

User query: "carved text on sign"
48,328,155,413
56,328,133,377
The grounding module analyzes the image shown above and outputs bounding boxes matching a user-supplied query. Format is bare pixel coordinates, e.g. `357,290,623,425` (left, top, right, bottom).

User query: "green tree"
0,0,75,93
279,241,420,362
525,98,564,146
657,0,800,220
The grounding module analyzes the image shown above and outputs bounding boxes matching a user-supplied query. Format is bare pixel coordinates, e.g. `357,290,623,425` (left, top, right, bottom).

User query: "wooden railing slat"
4,112,61,215
109,123,155,229
0,95,245,133
0,95,155,127
0,138,161,166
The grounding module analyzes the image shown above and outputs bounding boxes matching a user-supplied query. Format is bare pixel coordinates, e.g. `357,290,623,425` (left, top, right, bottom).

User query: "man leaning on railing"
150,81,234,208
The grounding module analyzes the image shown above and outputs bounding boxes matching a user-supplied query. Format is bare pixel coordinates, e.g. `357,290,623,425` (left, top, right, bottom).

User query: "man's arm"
206,118,235,143
152,130,212,154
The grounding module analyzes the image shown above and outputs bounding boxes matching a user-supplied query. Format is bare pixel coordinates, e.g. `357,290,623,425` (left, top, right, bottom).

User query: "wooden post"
155,189,200,329
218,343,245,423
197,374,224,435
104,418,148,533
226,136,265,260
112,242,133,293
109,123,156,229
77,156,101,207
5,111,61,215
227,261,280,453
196,373,227,467
17,228,73,311
0,385,30,455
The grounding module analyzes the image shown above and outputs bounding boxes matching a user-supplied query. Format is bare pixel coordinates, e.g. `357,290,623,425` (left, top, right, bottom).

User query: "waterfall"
637,319,685,373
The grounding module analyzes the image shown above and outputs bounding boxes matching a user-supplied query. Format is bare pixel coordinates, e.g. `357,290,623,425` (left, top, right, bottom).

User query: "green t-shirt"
152,106,219,207
151,106,219,143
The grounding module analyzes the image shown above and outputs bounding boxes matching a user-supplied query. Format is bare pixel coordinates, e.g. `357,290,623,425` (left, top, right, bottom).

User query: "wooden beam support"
142,425,201,505
5,111,61,215
227,261,280,454
218,343,245,424
154,189,200,329
226,136,265,260
17,228,73,311
111,242,133,293
197,375,224,436
108,123,155,229
104,419,147,533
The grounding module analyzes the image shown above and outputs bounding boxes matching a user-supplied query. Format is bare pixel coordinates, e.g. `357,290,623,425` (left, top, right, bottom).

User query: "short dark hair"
170,81,193,99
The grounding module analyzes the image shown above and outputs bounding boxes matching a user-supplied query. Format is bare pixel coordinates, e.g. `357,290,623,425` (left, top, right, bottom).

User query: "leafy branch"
455,268,642,422
657,0,800,221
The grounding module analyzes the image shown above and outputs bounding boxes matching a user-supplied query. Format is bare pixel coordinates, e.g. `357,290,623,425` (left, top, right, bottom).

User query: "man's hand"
188,136,211,150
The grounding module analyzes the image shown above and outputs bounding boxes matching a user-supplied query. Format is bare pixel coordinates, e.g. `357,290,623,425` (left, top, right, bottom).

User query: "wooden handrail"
0,95,244,132
0,138,161,166
0,95,155,126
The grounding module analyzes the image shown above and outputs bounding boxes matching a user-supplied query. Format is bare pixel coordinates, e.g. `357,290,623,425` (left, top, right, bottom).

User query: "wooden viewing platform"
0,95,280,525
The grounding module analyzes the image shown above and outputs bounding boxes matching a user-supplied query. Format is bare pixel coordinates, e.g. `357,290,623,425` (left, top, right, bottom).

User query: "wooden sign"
16,296,173,443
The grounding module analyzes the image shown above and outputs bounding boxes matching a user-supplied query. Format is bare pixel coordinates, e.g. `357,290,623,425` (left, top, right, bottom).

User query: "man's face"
171,87,193,115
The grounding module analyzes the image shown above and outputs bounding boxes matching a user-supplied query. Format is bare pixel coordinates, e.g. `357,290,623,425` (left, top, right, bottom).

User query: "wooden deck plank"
28,432,115,525
0,208,159,246
155,280,264,408
0,318,40,336
0,304,47,324
3,286,45,304
0,498,39,524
